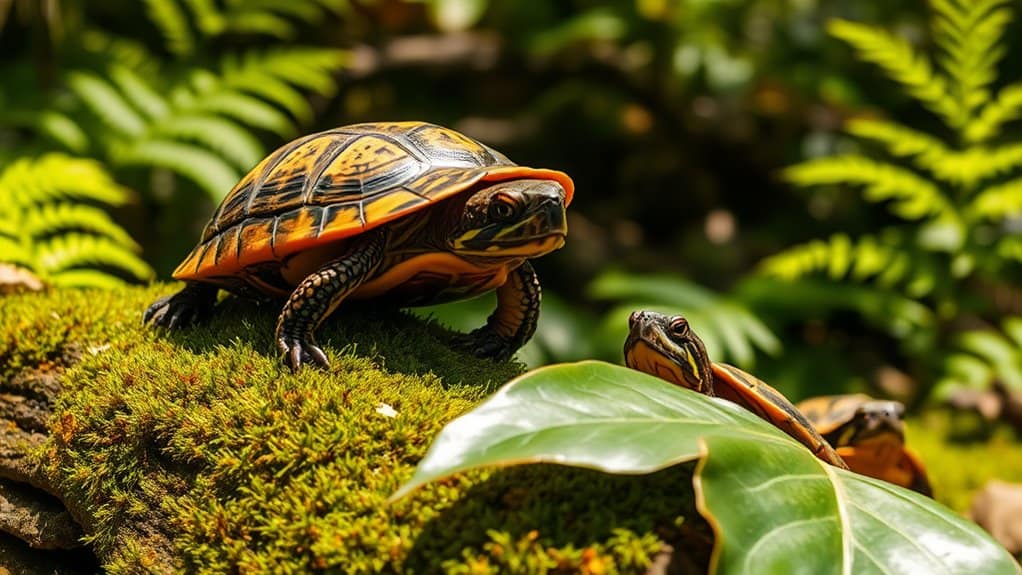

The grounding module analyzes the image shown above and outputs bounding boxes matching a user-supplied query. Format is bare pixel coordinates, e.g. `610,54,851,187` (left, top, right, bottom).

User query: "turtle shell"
711,363,849,469
174,121,574,280
796,394,875,436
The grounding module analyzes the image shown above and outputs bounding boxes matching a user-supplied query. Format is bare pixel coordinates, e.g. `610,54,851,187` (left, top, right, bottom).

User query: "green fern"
827,19,959,127
784,155,952,220
759,233,939,297
63,48,345,200
777,0,1022,280
936,317,1022,400
145,0,347,54
0,154,153,287
769,0,1022,403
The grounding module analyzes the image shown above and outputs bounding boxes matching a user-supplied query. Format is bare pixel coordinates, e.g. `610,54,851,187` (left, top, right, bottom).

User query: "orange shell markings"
710,363,849,469
173,122,574,280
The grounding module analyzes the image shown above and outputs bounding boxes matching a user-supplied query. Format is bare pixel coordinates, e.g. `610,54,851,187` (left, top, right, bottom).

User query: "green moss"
0,285,709,573
907,411,1022,514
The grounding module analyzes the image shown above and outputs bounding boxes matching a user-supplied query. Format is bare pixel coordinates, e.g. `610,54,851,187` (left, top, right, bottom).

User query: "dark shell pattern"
175,121,517,279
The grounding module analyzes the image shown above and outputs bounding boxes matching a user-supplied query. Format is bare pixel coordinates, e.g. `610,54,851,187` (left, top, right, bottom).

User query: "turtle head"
835,400,906,447
624,310,714,395
449,179,567,258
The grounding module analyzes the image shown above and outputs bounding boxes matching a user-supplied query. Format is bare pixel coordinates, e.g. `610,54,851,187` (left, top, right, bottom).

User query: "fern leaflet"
828,18,959,126
0,154,152,286
783,155,952,221
967,83,1022,143
932,0,1012,123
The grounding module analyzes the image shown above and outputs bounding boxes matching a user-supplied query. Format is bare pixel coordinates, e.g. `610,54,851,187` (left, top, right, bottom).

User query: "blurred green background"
3,0,1022,437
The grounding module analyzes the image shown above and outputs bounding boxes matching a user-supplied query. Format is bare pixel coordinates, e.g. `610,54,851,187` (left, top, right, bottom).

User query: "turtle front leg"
143,282,218,328
454,261,541,361
275,230,386,371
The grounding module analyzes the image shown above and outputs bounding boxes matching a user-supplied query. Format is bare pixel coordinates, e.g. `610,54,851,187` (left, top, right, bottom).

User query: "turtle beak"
524,183,567,238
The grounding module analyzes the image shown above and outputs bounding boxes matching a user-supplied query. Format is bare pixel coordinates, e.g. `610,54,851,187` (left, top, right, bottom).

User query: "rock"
0,531,96,575
970,480,1022,554
0,265,43,295
0,479,81,550
948,388,1003,422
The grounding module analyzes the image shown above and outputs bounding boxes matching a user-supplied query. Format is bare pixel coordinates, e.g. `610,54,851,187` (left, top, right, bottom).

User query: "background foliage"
2,0,1021,475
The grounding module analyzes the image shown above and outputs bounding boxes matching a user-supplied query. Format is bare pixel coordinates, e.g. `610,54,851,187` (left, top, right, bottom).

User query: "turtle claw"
451,327,516,362
143,285,216,329
277,335,330,371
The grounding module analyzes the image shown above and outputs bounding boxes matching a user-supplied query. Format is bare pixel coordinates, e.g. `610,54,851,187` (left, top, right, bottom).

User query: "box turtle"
624,310,848,469
144,121,573,370
798,394,932,495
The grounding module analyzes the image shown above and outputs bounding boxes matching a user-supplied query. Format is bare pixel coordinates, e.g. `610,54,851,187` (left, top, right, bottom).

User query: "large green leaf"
393,361,1018,574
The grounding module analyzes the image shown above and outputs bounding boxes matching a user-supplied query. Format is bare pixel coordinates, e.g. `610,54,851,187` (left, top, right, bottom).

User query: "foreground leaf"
394,361,1019,574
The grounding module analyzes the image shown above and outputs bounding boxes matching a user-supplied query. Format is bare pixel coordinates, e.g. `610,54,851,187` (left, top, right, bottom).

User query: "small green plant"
760,0,1022,400
0,154,153,287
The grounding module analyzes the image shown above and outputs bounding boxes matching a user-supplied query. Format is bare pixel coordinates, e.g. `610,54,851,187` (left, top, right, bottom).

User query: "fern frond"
149,114,263,170
118,140,240,201
0,237,34,269
218,48,347,123
67,72,146,137
846,118,1022,189
847,118,951,163
223,11,295,39
143,0,195,57
108,66,169,121
0,155,152,286
237,0,325,21
943,144,1022,188
183,90,296,137
968,177,1022,220
967,83,1022,143
783,155,951,221
758,233,938,297
34,234,153,281
221,72,312,124
34,111,90,153
21,204,139,249
245,48,347,95
939,306,1022,402
828,18,959,126
79,30,159,73
932,0,1012,123
0,154,130,208
181,0,225,36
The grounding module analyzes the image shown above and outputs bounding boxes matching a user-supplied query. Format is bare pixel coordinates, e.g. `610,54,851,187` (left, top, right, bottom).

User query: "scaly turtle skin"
624,311,848,469
798,394,932,496
144,121,573,370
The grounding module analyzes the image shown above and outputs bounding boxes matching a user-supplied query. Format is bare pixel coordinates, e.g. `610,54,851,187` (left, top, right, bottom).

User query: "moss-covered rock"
0,286,711,574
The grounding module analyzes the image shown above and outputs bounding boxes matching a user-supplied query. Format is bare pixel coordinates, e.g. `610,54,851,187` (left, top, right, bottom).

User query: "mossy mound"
0,286,710,573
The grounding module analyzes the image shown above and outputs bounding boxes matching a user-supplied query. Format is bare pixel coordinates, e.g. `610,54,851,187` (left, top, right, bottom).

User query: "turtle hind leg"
453,261,541,362
275,229,386,371
143,282,219,329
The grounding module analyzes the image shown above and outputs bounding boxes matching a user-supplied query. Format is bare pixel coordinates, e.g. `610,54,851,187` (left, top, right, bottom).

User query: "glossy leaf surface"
394,361,1020,575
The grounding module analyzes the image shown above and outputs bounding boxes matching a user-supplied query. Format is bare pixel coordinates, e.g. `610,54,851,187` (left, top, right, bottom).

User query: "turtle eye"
668,317,689,338
489,198,517,221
